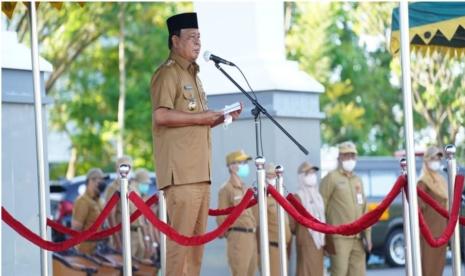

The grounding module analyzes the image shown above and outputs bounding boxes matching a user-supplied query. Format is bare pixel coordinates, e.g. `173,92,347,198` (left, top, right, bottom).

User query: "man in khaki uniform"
151,13,242,276
134,168,158,260
105,156,149,258
320,141,371,276
217,150,258,276
260,163,292,276
72,168,106,254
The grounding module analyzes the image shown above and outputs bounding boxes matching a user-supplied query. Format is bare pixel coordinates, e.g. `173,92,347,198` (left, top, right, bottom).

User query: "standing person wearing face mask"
130,168,155,260
72,168,107,254
289,161,325,276
320,141,371,276
104,155,134,252
255,163,292,276
216,150,258,276
418,146,448,276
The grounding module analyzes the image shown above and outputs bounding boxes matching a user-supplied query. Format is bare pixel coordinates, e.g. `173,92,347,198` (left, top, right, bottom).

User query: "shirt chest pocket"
181,85,199,112
335,181,349,192
334,181,353,201
232,192,243,203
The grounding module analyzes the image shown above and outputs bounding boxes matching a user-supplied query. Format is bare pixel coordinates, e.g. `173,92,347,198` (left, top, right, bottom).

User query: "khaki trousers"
164,182,210,276
227,231,257,276
269,245,280,276
131,228,145,259
330,238,366,276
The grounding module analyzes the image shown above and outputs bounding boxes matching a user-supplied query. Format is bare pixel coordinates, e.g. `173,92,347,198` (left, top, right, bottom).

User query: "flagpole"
28,1,50,275
399,2,422,275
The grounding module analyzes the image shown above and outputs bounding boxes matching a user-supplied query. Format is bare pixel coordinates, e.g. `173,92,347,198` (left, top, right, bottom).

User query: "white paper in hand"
222,102,241,115
221,102,241,129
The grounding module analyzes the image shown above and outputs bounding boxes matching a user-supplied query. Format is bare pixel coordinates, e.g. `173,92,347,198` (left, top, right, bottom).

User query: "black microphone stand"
214,62,309,156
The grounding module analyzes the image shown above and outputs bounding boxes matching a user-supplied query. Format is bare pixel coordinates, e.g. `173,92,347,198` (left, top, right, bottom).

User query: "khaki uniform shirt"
319,169,371,242
104,179,141,227
72,189,102,253
150,52,211,189
216,177,257,230
259,196,291,243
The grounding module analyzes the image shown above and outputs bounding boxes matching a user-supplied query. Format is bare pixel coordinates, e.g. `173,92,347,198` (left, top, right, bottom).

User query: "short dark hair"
168,29,181,49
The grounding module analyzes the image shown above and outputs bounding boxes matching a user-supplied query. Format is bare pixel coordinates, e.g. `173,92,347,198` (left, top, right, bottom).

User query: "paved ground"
367,264,465,276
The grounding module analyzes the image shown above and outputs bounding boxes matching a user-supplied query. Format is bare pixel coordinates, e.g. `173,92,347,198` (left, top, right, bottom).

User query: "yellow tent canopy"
390,2,465,56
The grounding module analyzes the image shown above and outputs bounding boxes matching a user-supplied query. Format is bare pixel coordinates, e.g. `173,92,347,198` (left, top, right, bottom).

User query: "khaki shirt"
265,196,292,243
72,189,102,253
319,169,371,242
151,52,211,189
216,177,257,230
104,179,141,227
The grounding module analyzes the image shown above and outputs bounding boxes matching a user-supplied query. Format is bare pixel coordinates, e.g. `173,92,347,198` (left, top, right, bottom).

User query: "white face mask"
428,161,441,171
342,160,357,172
303,173,317,186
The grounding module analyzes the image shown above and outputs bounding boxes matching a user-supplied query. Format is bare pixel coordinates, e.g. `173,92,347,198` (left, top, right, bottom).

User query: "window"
369,170,398,196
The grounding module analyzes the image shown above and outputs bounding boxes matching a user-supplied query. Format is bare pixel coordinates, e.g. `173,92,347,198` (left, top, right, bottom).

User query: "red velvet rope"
417,185,465,225
47,193,159,240
208,198,258,216
1,193,120,252
417,175,464,247
3,175,462,250
128,189,254,246
268,175,407,235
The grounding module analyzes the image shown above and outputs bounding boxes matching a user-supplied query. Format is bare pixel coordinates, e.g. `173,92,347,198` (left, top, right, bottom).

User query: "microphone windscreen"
203,51,211,62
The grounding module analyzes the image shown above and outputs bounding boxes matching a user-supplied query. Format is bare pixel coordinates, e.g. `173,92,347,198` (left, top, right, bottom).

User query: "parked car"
49,172,157,242
354,157,423,267
358,157,463,267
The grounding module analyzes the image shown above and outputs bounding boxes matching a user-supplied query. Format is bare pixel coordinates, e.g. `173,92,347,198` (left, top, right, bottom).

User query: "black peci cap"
166,12,198,35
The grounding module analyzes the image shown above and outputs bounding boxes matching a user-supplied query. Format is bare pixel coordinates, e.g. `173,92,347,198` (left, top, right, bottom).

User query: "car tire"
385,228,405,267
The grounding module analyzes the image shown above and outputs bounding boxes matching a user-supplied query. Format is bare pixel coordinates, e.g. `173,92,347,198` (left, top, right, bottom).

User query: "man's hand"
197,110,223,126
229,102,243,120
154,108,222,127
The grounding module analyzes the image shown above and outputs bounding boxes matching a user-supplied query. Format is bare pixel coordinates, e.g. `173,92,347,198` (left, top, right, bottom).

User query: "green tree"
410,52,465,160
286,2,402,155
7,2,192,177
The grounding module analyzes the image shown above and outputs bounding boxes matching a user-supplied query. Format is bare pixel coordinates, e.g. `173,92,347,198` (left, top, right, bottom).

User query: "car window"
369,170,398,196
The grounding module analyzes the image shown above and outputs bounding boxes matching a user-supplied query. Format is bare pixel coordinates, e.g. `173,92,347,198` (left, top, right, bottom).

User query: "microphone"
203,51,235,66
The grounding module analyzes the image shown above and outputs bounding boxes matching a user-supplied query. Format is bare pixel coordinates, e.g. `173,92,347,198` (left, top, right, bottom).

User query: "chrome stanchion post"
400,158,413,276
399,2,423,275
256,157,270,276
28,2,49,274
275,165,288,276
119,164,133,276
159,190,167,276
445,144,461,276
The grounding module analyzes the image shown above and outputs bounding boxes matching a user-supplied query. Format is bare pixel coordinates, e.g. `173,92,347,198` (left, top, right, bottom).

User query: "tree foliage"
6,2,192,177
286,2,403,155
5,2,464,177
410,52,465,150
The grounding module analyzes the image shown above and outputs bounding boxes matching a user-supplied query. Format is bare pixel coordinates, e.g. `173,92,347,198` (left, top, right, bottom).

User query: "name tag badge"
233,195,242,201
357,193,364,205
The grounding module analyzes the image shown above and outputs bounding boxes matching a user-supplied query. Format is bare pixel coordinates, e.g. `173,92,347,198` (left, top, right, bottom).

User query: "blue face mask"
236,164,250,180
138,183,150,195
